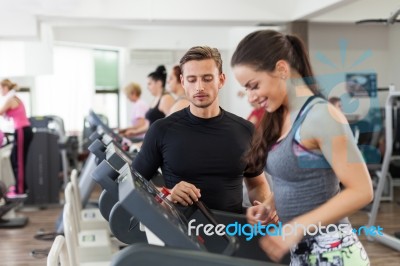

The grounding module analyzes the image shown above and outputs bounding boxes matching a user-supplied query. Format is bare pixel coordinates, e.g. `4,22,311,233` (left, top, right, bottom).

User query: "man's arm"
244,172,272,204
131,121,163,179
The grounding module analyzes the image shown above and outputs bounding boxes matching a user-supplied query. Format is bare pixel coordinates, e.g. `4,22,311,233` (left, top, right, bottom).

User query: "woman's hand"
246,199,279,225
259,220,303,262
123,128,138,137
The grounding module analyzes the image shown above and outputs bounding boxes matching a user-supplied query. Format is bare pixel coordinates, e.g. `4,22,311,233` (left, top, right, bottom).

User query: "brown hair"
231,30,322,174
328,96,341,105
1,79,17,91
180,46,223,74
172,65,182,81
124,82,142,97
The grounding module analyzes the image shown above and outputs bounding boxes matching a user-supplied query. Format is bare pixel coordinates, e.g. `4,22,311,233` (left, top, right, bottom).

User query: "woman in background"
247,102,265,128
124,65,174,137
0,79,33,197
119,82,149,139
167,65,189,115
328,96,342,111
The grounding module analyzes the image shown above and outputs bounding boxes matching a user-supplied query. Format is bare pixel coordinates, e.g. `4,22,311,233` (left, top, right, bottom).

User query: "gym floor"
0,186,399,266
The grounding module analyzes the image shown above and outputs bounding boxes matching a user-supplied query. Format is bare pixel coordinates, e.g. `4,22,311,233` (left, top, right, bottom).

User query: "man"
132,46,274,215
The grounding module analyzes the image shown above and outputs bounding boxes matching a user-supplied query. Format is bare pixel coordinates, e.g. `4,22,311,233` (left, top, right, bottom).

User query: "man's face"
180,59,225,109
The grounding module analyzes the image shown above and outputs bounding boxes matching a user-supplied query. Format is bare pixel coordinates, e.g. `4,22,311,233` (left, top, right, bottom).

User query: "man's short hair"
179,46,223,74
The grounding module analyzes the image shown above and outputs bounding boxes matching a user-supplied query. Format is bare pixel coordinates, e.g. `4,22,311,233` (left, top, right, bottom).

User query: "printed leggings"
290,224,370,266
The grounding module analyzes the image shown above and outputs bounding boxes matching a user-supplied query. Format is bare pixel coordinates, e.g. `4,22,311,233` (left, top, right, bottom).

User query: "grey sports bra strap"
292,99,326,133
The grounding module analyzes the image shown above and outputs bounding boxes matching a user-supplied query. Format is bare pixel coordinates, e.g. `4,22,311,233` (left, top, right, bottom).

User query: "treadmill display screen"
107,142,132,164
87,110,123,143
119,168,201,248
133,170,189,228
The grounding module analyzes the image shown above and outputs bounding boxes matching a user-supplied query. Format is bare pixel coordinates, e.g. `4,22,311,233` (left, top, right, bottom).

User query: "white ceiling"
0,0,399,39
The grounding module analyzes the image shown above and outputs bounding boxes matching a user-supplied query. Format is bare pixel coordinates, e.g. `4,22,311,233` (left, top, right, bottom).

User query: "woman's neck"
175,86,186,98
1,89,16,102
286,75,314,112
154,87,164,98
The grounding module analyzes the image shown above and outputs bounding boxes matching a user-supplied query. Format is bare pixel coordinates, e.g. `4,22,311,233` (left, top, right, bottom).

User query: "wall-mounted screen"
346,73,377,97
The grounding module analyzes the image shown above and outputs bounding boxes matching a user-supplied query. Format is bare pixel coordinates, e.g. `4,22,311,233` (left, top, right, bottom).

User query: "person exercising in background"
124,65,175,137
247,102,265,128
0,79,33,197
231,29,372,265
119,82,149,139
132,46,276,215
167,65,190,115
328,96,342,111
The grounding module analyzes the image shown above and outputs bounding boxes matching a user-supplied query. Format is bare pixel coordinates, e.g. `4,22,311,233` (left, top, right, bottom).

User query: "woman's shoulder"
161,92,174,98
160,93,175,102
310,100,347,123
6,96,20,109
302,100,349,137
169,98,190,115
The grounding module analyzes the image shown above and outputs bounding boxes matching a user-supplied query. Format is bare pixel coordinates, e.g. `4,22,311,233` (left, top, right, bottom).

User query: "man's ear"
180,74,184,87
218,73,226,89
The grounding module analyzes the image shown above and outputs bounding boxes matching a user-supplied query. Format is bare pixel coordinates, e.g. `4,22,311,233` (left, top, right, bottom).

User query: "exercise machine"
91,137,288,263
0,133,28,228
25,116,66,205
56,110,127,233
366,90,400,251
110,165,284,265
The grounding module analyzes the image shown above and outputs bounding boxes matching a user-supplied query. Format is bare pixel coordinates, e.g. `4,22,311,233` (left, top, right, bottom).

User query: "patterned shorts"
290,224,370,266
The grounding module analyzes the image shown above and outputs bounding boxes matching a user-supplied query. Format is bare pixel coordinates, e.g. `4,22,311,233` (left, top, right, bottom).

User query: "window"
93,49,119,128
35,46,95,133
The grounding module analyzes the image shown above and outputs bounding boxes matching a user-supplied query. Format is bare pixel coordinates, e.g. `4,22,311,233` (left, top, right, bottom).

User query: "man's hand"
170,181,201,206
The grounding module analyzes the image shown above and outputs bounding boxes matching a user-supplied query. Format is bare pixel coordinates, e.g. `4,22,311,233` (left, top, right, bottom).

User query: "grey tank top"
266,97,349,225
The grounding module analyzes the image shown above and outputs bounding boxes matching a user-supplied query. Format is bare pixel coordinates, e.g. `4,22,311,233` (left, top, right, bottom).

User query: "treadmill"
110,166,284,266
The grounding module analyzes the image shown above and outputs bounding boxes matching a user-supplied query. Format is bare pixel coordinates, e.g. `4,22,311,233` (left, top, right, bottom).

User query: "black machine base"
0,217,29,228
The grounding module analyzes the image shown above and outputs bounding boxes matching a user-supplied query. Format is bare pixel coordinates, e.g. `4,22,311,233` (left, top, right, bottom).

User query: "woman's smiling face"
233,64,288,113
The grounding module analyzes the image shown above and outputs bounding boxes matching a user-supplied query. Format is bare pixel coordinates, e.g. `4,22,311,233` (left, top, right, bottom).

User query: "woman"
124,65,174,137
247,102,265,128
119,82,149,139
0,79,33,197
231,30,372,265
167,65,189,115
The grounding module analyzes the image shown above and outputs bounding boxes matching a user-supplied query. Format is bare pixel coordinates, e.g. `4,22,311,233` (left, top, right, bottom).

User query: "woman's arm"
0,98,14,115
123,119,150,136
167,98,190,116
159,94,175,115
294,103,373,227
119,117,147,134
245,173,279,225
